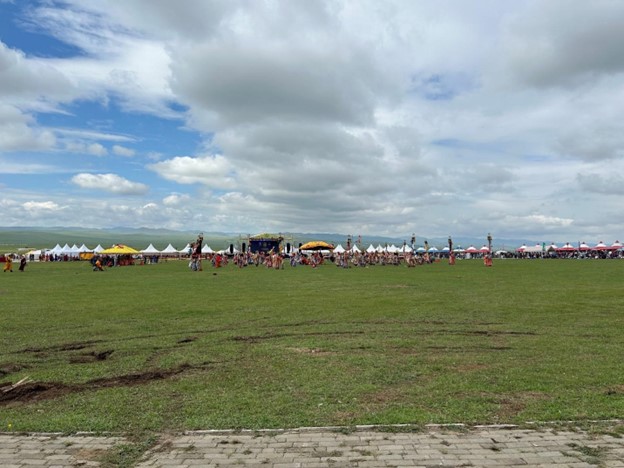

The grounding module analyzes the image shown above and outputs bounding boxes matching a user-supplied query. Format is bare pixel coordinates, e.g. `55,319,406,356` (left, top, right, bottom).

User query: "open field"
1,258,623,434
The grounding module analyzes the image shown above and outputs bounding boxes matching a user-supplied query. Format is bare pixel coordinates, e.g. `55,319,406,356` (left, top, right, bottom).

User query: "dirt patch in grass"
604,384,624,396
176,336,198,344
69,349,115,363
494,392,551,420
454,363,490,373
286,347,336,356
0,363,28,377
21,340,105,353
0,362,213,406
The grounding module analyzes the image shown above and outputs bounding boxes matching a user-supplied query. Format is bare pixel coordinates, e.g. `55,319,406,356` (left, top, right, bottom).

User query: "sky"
1,0,624,244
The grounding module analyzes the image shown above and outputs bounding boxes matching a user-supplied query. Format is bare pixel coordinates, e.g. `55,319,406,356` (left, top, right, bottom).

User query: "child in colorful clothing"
3,255,13,272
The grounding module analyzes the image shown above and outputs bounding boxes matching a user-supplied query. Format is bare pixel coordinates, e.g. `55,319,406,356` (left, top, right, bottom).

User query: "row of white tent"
41,243,216,256
37,242,489,258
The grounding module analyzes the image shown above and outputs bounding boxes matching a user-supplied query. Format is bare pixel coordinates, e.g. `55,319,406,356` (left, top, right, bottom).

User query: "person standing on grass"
193,233,204,271
18,255,27,272
3,254,12,272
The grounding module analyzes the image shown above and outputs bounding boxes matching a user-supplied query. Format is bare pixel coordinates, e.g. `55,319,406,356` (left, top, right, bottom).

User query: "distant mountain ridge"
1,226,536,251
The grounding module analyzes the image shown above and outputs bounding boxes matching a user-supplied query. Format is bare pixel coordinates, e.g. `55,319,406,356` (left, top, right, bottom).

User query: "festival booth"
78,244,94,261
140,244,161,264
159,243,181,259
98,244,139,266
299,241,334,256
464,245,478,258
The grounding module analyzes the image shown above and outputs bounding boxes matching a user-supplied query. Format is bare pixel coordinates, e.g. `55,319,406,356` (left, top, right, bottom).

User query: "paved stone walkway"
2,425,624,467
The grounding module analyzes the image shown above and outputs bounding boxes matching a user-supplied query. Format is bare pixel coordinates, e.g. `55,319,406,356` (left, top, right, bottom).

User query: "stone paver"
1,425,624,467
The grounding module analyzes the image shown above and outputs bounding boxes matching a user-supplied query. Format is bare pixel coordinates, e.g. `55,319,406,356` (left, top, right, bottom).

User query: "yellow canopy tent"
99,244,140,255
299,241,335,251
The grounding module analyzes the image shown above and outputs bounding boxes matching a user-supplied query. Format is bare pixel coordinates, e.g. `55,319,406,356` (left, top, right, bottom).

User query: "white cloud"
0,104,56,151
149,154,236,188
71,173,148,195
163,193,191,206
22,201,62,212
112,144,135,157
87,143,107,156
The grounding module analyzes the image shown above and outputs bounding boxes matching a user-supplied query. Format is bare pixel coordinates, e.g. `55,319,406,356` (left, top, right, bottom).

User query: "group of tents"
27,241,495,261
516,241,623,254
27,242,229,261
304,242,490,255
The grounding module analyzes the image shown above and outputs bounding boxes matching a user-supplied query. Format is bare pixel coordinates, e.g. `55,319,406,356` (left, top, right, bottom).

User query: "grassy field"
1,258,623,434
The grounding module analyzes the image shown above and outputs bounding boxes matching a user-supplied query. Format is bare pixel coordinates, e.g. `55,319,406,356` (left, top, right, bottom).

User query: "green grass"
1,258,623,433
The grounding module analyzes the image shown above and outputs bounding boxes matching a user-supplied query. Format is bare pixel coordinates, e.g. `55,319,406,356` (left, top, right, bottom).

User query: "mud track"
0,362,214,406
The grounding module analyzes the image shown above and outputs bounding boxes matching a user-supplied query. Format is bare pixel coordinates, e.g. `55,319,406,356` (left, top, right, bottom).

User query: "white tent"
376,244,385,252
387,244,398,253
179,243,191,254
366,244,376,253
50,244,63,255
141,244,161,254
428,246,439,253
201,244,214,254
93,244,104,253
62,244,80,257
333,244,346,253
398,245,412,253
350,245,361,253
161,244,180,255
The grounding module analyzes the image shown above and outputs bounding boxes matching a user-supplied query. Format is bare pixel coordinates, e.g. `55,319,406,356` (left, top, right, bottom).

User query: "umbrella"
99,244,140,254
299,241,335,251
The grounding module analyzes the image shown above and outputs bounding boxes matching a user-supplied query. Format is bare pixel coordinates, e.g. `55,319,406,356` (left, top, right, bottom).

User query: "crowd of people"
189,249,460,270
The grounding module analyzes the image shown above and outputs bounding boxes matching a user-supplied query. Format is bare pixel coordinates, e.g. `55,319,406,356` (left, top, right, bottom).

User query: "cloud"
71,173,148,195
112,144,135,157
555,128,624,161
499,0,624,88
577,173,624,195
149,154,236,189
0,41,76,104
0,104,56,151
22,201,63,212
163,193,191,206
